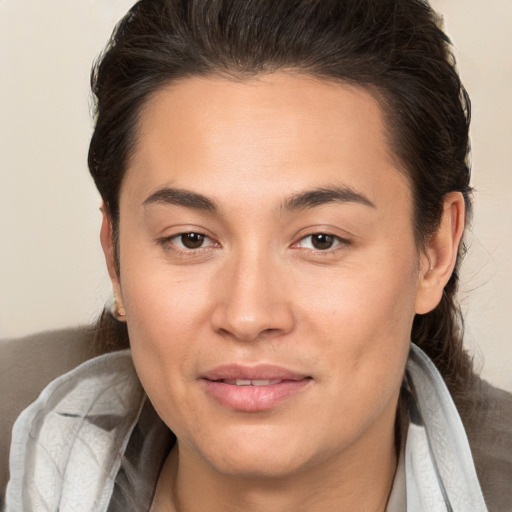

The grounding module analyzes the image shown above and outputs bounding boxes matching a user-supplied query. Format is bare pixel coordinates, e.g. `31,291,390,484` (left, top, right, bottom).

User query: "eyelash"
293,233,351,253
158,231,350,255
158,232,218,253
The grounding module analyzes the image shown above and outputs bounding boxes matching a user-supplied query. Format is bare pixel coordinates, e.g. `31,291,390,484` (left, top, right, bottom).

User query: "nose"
210,250,295,342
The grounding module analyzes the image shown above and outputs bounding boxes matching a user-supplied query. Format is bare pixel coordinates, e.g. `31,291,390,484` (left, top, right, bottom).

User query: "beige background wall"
1,1,511,389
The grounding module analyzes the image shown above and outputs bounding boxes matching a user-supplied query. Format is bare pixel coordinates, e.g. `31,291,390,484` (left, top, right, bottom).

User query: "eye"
169,232,215,250
295,233,346,251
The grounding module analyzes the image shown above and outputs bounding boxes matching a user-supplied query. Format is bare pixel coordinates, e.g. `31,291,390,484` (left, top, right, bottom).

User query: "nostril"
209,282,295,341
212,322,292,343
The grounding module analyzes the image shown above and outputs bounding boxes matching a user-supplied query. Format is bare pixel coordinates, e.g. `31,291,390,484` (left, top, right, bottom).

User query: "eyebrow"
282,186,376,211
143,187,218,212
142,185,375,214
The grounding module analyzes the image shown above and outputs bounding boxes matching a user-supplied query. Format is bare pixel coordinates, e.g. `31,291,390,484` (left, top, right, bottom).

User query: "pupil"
312,234,333,250
181,233,204,249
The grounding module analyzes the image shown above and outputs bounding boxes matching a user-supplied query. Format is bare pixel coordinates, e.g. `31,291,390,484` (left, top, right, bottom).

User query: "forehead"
123,73,410,213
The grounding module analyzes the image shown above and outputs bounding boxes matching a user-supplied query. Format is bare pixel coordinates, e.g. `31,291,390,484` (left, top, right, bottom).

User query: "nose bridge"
211,242,294,341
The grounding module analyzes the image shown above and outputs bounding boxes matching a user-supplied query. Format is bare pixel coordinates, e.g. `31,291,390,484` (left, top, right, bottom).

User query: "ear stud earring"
111,293,126,322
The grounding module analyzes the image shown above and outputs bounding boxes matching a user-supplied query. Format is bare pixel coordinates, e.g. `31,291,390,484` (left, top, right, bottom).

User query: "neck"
151,413,398,512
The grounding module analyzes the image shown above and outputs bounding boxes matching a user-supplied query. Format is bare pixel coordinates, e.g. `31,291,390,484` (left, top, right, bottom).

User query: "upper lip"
202,364,310,381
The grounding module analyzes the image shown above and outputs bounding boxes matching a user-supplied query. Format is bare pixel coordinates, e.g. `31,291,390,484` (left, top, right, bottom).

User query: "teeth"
222,379,282,386
252,379,281,386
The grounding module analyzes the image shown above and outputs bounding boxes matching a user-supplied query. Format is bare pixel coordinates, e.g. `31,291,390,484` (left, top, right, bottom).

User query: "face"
107,74,425,478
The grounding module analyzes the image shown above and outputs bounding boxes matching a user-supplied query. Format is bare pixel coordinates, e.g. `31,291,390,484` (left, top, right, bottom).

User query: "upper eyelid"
157,229,351,249
164,231,219,250
157,228,214,241
291,233,352,254
169,231,209,239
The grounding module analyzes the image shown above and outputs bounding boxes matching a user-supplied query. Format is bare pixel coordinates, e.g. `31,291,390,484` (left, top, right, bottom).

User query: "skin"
100,73,465,511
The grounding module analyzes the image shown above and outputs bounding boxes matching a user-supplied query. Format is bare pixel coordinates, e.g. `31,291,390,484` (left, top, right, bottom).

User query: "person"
4,0,512,510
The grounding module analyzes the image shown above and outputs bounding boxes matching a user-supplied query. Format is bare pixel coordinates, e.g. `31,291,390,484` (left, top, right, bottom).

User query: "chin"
212,453,309,480
195,425,318,479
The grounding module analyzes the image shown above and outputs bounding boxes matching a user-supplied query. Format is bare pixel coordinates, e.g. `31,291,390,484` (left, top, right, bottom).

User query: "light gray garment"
404,346,487,511
5,345,488,511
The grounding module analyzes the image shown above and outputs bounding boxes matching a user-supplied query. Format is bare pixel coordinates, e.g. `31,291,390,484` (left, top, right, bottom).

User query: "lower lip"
202,379,311,412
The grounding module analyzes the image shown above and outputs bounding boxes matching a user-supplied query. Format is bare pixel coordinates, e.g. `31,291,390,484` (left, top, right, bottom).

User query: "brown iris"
181,233,205,249
311,234,335,250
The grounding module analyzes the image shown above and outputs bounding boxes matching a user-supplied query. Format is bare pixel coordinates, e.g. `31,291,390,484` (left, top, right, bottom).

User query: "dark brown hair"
89,0,473,395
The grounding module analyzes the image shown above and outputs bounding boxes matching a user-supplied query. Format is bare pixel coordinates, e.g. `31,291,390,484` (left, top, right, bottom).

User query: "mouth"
201,365,312,412
219,379,285,386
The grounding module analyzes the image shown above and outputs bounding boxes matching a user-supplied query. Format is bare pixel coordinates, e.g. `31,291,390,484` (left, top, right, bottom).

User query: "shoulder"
0,326,99,501
4,346,145,511
458,377,512,511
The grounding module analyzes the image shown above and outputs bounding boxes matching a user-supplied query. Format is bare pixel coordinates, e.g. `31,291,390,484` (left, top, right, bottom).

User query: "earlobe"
415,192,466,314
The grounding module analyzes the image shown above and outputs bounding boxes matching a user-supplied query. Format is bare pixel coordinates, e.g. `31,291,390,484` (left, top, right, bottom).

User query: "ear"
100,203,123,307
415,192,466,314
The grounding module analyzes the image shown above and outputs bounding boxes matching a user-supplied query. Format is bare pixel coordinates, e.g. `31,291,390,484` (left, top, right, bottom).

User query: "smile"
201,364,312,412
221,379,283,386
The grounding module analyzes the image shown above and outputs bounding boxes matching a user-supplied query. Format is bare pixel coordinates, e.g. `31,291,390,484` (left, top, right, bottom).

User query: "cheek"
119,226,214,335
121,270,211,365
296,250,419,341
293,248,419,394
116,240,216,413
